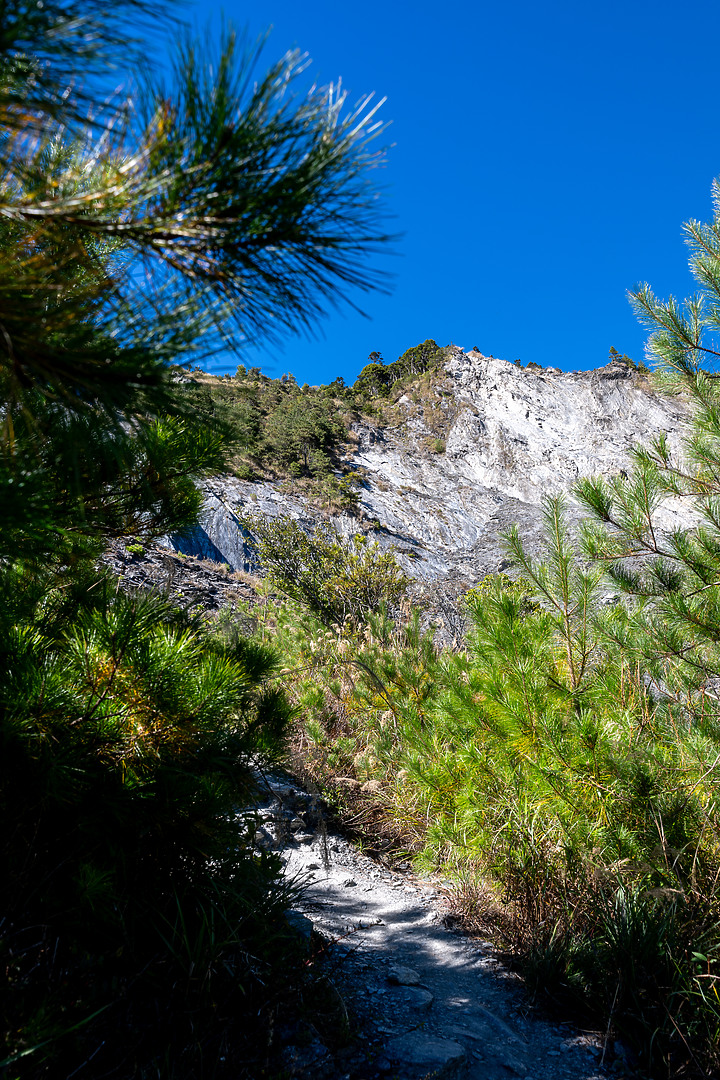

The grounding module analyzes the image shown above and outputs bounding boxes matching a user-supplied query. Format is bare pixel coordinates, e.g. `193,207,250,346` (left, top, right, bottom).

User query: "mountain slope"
168,348,690,586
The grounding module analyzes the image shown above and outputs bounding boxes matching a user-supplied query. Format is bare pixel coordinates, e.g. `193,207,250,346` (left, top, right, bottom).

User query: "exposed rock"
101,538,258,613
388,964,422,986
285,910,313,943
162,351,692,589
390,985,434,1010
251,767,610,1080
382,1033,467,1078
474,1002,526,1044
254,825,278,851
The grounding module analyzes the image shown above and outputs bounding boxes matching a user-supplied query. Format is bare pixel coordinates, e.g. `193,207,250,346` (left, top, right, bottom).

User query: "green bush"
177,373,352,491
318,472,362,512
263,397,345,475
0,570,296,1076
242,514,410,625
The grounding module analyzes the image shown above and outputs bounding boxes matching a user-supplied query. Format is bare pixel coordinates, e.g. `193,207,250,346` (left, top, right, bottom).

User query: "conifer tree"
577,181,720,741
0,3,392,1074
0,0,391,562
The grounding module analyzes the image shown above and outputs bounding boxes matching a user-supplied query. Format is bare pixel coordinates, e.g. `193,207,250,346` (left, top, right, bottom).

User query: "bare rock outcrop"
166,350,691,587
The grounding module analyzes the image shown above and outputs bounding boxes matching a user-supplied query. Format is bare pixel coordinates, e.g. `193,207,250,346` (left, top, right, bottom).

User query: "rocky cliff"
166,349,691,588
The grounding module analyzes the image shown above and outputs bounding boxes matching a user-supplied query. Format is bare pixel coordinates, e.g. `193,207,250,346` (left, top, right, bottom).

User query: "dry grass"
284,720,423,865
443,874,515,945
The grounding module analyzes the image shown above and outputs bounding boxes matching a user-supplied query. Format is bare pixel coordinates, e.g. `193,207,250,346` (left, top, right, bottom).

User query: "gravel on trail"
255,773,627,1080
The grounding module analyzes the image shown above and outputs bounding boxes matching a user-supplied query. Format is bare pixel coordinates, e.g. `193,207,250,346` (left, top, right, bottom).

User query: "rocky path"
255,775,623,1080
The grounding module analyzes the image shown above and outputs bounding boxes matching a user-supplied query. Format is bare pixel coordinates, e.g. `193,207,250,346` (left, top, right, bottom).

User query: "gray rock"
387,964,421,986
389,985,434,1010
163,352,693,601
285,910,313,942
383,1033,467,1079
474,1003,525,1045
254,826,278,850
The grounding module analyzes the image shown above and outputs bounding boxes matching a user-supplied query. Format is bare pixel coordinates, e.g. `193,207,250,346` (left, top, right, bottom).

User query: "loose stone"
382,1033,467,1079
387,964,421,986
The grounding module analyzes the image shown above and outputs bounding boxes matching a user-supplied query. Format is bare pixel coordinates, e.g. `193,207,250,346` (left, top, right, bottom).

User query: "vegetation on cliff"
169,337,451,510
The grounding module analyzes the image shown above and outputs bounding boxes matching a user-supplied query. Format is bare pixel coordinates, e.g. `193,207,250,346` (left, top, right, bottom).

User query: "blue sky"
184,0,720,386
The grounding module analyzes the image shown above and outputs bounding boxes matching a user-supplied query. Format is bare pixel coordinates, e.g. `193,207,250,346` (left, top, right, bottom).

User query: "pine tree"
577,182,720,745
0,4,392,1074
0,0,392,562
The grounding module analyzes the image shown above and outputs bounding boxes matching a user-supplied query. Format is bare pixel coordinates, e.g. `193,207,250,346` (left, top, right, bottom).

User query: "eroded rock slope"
167,350,690,586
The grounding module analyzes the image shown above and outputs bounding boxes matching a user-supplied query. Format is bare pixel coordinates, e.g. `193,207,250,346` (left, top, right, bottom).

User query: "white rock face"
167,350,692,586
444,350,682,500
345,350,690,581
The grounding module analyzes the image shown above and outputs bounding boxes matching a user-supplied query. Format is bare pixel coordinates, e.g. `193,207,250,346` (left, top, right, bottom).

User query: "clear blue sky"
184,0,720,385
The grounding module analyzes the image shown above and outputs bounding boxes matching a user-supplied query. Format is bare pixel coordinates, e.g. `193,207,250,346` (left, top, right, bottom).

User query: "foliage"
1,0,391,558
170,337,451,493
608,344,649,374
577,179,720,744
0,570,297,1077
270,504,720,1076
242,514,410,625
354,360,391,397
263,396,346,476
261,598,445,843
463,571,539,615
0,2,392,1074
316,471,363,513
174,369,356,492
1,6,393,376
353,338,447,397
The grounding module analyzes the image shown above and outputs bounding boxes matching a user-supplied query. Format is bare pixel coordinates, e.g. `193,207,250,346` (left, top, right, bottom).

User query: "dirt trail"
256,774,625,1080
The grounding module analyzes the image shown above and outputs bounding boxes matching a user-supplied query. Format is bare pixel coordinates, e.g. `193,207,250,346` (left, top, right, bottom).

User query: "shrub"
241,514,410,625
0,571,297,1076
353,339,447,398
